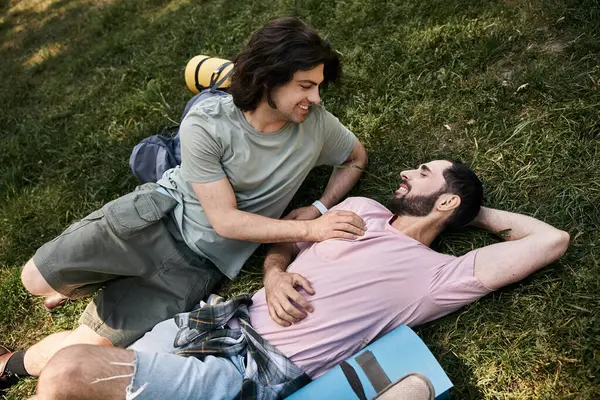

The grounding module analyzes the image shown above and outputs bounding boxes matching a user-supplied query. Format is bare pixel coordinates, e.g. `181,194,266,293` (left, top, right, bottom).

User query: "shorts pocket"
104,192,163,240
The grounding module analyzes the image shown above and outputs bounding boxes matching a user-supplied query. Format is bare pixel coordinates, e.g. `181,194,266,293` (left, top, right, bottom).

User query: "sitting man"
0,16,368,393
33,160,569,400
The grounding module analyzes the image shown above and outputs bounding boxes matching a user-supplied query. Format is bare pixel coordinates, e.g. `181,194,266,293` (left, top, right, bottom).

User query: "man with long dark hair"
31,160,569,399
1,17,367,390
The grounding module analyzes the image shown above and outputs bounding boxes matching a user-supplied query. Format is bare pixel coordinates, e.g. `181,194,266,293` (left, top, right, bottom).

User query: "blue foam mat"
286,325,452,399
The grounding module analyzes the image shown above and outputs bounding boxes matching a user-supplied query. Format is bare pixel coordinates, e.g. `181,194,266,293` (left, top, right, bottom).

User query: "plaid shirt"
173,294,311,400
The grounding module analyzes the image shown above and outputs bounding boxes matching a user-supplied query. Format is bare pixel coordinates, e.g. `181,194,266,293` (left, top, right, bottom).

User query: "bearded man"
1,17,369,392
32,160,569,400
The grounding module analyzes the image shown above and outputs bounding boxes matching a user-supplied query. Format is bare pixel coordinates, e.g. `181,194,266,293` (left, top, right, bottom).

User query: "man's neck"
243,103,287,133
390,215,442,247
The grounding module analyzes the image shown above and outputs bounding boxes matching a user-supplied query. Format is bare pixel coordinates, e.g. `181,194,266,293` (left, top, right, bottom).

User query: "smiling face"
388,160,453,217
267,64,323,124
394,160,452,199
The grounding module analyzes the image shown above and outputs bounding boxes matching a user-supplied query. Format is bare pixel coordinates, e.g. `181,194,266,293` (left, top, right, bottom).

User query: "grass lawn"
1,0,599,398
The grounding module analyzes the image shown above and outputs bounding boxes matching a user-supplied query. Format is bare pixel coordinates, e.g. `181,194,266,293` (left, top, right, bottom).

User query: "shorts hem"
79,311,126,346
32,251,76,298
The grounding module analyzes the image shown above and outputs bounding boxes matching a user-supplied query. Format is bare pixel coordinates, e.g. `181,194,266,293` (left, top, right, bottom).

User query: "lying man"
33,160,569,400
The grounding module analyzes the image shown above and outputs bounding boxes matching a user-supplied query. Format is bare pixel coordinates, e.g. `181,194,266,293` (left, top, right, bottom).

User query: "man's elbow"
357,144,368,168
211,217,236,239
359,153,368,169
548,229,570,259
555,229,570,256
213,224,228,238
347,141,368,170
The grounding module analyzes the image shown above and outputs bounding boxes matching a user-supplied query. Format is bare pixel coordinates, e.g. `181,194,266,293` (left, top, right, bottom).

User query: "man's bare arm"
473,207,570,289
263,243,315,327
285,140,368,220
191,179,366,243
319,140,367,208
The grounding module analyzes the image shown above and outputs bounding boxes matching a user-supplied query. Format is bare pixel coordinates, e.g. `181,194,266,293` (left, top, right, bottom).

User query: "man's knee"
38,345,135,400
37,345,89,399
66,324,113,348
21,258,54,296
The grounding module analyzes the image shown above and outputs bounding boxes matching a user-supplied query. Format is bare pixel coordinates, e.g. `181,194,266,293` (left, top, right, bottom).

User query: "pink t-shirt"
249,197,493,378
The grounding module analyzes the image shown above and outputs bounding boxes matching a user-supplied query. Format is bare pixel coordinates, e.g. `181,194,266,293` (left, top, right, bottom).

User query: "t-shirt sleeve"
429,250,494,310
316,109,358,166
179,113,227,183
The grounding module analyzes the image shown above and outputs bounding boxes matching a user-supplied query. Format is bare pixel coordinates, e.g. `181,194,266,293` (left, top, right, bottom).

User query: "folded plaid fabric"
173,294,311,400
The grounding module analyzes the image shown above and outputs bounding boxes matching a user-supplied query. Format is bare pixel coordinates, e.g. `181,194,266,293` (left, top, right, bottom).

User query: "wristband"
312,200,328,215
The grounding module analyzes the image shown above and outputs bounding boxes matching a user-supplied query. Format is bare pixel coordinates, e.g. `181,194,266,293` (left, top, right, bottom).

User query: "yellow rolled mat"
185,55,233,93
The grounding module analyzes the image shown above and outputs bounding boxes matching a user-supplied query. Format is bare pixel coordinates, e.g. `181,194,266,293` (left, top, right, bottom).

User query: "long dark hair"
229,17,341,111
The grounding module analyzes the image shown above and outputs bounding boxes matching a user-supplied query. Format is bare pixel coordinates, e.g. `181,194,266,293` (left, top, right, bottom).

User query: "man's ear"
436,193,461,212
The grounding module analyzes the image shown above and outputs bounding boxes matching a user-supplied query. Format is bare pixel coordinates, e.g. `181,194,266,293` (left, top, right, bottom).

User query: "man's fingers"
346,214,366,230
328,231,357,241
289,293,313,314
285,285,313,313
273,301,301,324
350,214,367,230
293,274,316,296
331,211,366,230
268,303,291,327
333,210,358,217
275,291,306,319
334,222,364,236
277,292,307,319
334,210,364,221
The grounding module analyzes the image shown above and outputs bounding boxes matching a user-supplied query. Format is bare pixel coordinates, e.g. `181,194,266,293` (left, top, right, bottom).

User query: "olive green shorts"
33,183,224,347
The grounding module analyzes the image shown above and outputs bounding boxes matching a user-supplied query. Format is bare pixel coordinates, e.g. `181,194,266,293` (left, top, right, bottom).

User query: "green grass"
1,0,599,398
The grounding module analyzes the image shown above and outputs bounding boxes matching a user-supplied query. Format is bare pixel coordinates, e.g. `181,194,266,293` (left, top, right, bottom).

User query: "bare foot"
43,293,68,311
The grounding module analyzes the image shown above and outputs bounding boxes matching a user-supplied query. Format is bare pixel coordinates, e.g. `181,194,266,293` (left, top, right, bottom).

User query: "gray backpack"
129,88,228,183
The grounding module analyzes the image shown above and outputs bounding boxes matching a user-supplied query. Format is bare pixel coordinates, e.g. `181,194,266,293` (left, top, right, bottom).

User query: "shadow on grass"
433,348,485,399
0,0,257,258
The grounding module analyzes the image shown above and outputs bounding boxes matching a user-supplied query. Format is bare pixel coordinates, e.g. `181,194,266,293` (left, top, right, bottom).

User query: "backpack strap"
194,57,212,92
355,350,392,393
340,361,367,400
209,61,233,92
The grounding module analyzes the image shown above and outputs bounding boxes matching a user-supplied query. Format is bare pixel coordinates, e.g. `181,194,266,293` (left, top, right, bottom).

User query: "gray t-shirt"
158,95,357,279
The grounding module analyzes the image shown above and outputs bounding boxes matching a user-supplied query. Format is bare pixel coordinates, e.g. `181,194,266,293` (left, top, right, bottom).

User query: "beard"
268,102,307,124
387,189,444,217
286,110,307,124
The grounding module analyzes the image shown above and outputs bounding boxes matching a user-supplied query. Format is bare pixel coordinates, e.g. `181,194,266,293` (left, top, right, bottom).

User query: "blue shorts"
127,319,245,400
